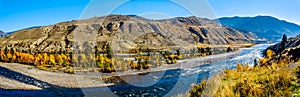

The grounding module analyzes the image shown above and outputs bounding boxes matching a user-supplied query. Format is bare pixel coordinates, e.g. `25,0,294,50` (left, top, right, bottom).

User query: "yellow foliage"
266,49,275,60
188,62,297,97
49,55,56,66
236,62,243,71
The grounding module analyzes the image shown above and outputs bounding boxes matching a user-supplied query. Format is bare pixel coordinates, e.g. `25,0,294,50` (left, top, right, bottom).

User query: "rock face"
0,15,255,53
218,16,300,41
265,34,300,63
0,30,6,37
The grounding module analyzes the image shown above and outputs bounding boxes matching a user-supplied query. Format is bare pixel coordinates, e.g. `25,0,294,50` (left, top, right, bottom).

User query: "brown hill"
0,15,255,53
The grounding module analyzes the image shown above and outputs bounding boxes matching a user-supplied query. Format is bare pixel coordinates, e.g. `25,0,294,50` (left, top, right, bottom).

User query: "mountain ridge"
0,14,255,53
217,16,300,41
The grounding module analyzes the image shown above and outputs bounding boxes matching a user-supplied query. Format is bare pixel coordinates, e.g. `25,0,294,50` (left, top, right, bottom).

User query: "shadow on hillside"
0,66,85,97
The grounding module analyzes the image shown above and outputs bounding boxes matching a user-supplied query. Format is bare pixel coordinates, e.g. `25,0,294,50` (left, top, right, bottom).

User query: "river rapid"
80,44,272,97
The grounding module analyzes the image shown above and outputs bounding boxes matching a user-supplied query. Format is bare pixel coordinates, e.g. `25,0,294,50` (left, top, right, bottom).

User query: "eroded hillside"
0,15,256,53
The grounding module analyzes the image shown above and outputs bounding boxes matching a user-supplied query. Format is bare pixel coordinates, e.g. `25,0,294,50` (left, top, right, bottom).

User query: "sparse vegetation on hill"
0,15,256,75
0,15,255,54
188,61,300,97
262,34,300,66
187,34,300,97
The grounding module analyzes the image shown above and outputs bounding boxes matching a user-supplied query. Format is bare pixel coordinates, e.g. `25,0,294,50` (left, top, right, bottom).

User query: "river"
80,44,272,97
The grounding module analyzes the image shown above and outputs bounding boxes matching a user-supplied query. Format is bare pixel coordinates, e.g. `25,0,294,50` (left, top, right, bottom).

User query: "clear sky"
1,0,300,32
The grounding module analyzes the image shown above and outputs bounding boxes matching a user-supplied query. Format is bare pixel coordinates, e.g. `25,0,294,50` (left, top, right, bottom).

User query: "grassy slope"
187,62,300,97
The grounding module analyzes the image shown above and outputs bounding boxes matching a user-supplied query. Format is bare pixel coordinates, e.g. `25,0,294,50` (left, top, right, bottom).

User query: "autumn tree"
0,50,7,62
49,55,56,66
236,62,243,71
266,49,275,60
55,54,63,66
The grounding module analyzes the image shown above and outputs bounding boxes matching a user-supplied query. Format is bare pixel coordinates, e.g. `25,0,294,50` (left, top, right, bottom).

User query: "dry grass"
187,62,300,97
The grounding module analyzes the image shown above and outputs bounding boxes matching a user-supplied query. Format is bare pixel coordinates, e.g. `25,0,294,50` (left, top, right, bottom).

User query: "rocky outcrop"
0,15,255,53
264,34,300,63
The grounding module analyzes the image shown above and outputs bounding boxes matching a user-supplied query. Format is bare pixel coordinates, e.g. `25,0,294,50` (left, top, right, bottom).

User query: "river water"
81,44,272,97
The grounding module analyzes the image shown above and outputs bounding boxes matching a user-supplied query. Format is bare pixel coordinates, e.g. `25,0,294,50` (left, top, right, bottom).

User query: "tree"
205,47,212,55
34,54,43,65
138,47,142,55
106,43,112,59
227,46,233,52
42,53,49,66
236,62,243,71
280,34,288,52
55,54,63,66
254,59,259,67
0,50,7,62
282,34,288,43
49,54,56,66
176,49,181,56
266,49,275,60
95,45,100,57
80,54,87,68
4,46,8,54
10,48,15,55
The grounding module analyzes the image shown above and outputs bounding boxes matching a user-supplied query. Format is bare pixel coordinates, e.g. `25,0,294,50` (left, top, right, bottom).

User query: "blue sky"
1,0,300,32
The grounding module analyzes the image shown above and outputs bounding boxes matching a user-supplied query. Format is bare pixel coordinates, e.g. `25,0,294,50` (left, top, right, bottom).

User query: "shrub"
236,62,243,71
188,62,296,97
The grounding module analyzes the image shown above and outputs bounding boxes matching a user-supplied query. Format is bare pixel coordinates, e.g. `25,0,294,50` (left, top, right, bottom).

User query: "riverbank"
0,50,241,90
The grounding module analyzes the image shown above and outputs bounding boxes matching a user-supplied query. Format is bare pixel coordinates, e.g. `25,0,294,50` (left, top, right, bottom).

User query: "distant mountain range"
0,15,255,53
217,16,300,41
0,30,6,37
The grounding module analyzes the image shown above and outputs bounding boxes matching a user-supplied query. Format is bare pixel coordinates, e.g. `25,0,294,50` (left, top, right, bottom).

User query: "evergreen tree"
254,59,259,67
4,46,8,54
95,45,100,57
280,34,288,52
227,46,233,52
10,48,15,55
282,34,288,43
176,49,181,56
106,43,112,59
